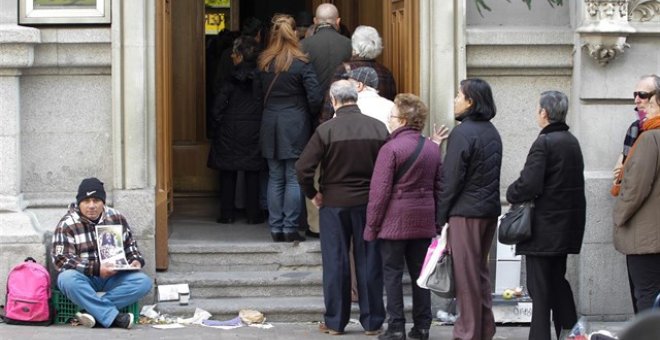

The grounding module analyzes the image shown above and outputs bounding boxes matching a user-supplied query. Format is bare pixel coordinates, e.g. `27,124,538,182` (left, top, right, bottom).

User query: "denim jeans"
266,158,301,233
57,269,152,327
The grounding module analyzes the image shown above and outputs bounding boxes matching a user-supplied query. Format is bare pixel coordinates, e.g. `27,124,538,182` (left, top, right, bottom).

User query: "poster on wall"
19,0,112,25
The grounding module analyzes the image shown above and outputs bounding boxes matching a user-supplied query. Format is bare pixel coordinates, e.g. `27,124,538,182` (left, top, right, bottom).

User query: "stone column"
419,0,466,134
111,0,157,278
0,24,46,298
419,0,465,316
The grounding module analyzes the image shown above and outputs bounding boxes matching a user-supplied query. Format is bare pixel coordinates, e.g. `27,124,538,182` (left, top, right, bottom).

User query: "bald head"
315,3,340,27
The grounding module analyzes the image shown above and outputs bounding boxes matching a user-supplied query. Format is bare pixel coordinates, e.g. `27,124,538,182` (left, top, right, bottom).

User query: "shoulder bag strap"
393,135,426,185
263,72,280,106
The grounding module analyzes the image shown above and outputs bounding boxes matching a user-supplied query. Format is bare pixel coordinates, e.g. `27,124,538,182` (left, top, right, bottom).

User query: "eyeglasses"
389,115,403,119
634,91,656,100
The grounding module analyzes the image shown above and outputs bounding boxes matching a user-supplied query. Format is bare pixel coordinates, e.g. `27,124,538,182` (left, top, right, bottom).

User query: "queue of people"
49,2,658,339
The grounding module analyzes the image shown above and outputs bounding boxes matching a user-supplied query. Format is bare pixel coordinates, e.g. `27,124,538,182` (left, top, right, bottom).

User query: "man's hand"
613,154,624,184
100,263,117,278
130,260,142,269
312,193,323,208
431,123,449,146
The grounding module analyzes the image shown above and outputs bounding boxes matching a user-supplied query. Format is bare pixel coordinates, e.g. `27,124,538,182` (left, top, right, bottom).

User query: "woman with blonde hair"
258,14,322,243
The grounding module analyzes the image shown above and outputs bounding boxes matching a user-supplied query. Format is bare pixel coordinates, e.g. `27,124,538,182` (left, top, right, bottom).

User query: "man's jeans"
266,158,301,233
57,269,152,327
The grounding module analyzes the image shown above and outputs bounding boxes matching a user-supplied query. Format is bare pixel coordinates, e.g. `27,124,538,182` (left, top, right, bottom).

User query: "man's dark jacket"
506,122,586,256
301,25,352,93
295,104,389,207
436,114,502,226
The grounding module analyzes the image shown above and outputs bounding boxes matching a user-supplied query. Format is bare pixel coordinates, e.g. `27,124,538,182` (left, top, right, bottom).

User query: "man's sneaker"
75,312,96,328
111,312,134,329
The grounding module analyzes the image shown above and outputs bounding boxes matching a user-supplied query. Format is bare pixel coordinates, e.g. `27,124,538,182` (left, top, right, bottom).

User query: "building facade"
1,0,659,320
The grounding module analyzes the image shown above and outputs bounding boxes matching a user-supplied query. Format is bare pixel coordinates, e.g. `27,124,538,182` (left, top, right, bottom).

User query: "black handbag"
498,201,534,245
426,249,455,298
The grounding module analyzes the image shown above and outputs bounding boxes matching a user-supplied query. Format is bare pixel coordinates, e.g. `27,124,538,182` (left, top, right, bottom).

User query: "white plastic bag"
417,224,448,289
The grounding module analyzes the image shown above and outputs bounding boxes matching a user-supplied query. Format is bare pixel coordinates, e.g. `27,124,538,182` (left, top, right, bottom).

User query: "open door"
156,0,173,271
383,0,419,94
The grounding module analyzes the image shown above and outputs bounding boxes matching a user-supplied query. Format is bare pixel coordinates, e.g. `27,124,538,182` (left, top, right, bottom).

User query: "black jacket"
207,62,265,171
506,122,585,256
436,115,502,225
301,25,352,93
260,59,322,160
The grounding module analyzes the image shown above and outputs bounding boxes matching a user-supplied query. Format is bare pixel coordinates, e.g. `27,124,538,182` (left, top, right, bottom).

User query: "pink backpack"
3,257,53,325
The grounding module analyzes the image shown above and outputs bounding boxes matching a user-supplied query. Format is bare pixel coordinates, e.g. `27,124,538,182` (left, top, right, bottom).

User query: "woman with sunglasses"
258,14,322,242
613,75,660,313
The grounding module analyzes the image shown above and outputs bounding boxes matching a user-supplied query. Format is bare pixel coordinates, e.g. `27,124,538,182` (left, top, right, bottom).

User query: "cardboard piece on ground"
157,283,190,301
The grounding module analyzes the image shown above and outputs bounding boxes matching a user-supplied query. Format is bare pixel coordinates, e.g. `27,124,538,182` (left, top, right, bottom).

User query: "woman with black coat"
208,36,265,224
506,91,586,340
258,14,322,242
436,78,502,340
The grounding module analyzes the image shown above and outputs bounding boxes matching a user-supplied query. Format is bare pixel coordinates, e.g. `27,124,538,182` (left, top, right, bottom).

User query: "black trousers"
380,238,432,331
318,205,385,333
219,170,260,220
525,255,577,340
627,253,660,312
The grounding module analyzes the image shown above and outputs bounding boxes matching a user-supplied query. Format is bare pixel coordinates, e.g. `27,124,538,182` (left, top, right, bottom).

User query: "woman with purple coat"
364,94,442,340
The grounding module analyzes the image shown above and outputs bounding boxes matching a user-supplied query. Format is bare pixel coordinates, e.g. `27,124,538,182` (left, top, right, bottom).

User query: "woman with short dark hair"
364,93,441,340
507,90,586,340
436,78,502,340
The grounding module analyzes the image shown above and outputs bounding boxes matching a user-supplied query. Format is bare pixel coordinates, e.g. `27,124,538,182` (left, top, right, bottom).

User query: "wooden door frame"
156,0,173,271
382,0,420,95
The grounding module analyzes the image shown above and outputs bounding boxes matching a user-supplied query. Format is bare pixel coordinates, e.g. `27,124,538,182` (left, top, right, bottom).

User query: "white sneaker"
75,312,96,328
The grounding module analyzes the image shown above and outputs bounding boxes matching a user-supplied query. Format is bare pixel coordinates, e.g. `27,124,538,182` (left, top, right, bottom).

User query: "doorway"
156,0,416,270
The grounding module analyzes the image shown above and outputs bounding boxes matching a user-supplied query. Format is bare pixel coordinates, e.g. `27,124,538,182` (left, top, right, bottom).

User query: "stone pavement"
0,321,627,340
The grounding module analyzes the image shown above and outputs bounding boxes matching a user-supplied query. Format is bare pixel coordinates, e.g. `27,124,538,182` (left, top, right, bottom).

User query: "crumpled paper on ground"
176,308,212,325
239,309,265,324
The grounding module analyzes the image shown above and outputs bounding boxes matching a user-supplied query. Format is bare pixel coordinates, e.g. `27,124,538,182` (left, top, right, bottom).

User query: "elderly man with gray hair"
320,25,397,123
296,80,388,336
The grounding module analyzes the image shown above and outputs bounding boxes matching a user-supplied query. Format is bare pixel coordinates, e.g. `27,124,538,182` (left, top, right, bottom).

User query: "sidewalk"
0,321,627,340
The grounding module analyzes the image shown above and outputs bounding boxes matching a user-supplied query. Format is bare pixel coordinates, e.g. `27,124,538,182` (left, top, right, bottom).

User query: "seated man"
51,177,152,329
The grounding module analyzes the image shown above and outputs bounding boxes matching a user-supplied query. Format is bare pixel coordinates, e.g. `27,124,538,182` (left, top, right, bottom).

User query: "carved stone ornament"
629,0,660,21
578,0,635,66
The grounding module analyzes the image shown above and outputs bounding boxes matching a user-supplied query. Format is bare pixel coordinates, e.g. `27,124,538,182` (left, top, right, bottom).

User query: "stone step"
156,296,414,323
157,271,324,298
167,240,323,272
156,270,413,298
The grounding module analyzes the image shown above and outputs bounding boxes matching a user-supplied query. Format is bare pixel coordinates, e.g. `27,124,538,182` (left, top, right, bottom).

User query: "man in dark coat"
296,80,388,336
301,3,352,100
506,91,586,340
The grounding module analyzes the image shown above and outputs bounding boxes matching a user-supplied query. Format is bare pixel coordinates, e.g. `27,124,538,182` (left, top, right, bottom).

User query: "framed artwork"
19,0,111,25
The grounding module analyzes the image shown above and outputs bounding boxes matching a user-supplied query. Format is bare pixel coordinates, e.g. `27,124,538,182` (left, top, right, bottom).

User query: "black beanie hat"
76,177,106,205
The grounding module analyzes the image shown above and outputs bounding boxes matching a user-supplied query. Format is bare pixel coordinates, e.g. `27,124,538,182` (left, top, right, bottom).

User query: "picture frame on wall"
19,0,111,25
